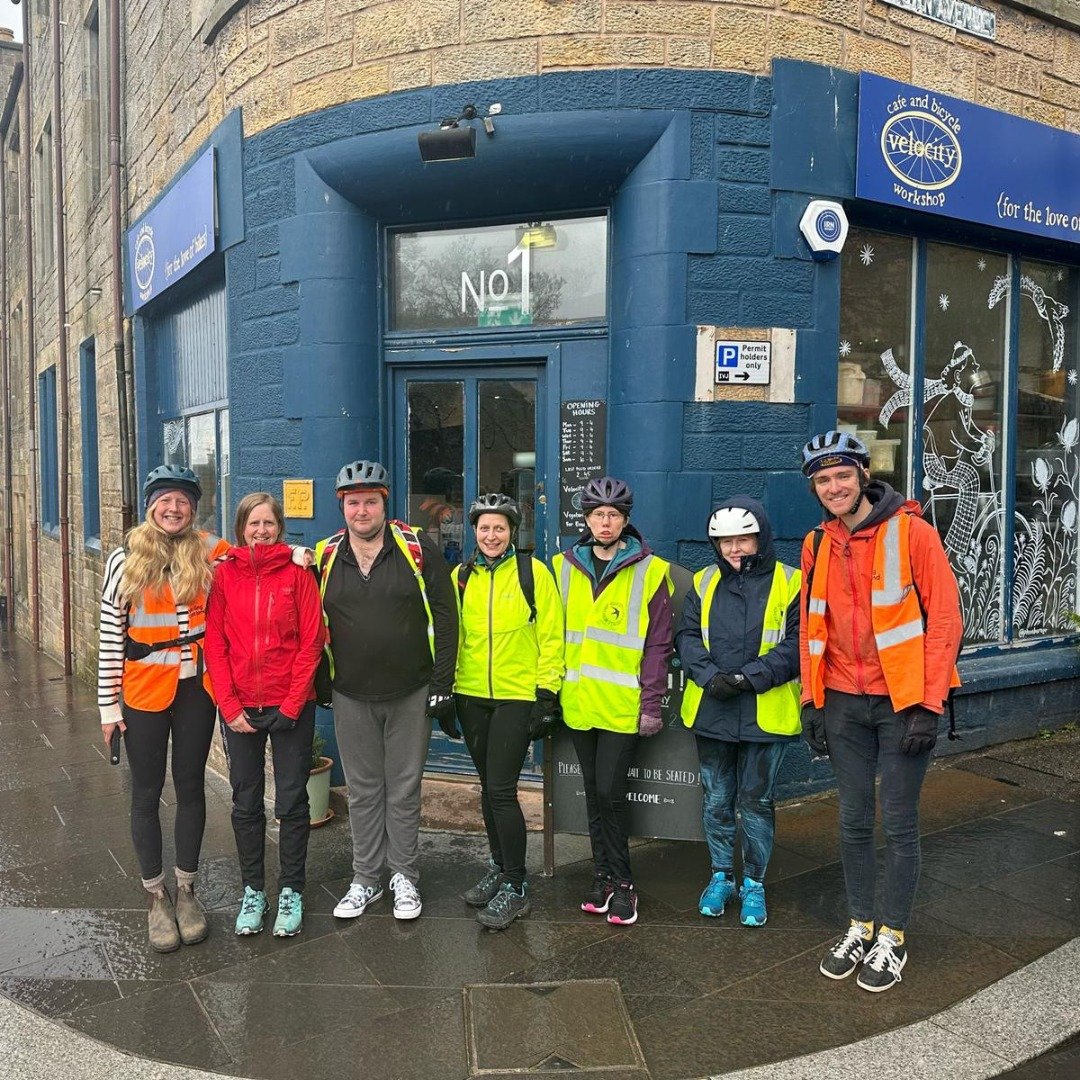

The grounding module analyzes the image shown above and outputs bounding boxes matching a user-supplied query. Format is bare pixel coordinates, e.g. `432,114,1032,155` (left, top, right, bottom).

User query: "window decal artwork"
841,229,1078,646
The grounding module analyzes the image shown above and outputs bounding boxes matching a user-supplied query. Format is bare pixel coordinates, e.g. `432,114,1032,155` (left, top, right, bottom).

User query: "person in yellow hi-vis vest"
554,476,674,927
676,498,801,929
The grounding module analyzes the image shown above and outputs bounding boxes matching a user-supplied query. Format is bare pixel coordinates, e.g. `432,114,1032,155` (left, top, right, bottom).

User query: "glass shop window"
389,216,607,332
839,228,1079,646
163,408,230,538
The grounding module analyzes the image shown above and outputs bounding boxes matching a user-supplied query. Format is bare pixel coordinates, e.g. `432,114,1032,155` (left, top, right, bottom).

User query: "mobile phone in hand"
109,727,122,765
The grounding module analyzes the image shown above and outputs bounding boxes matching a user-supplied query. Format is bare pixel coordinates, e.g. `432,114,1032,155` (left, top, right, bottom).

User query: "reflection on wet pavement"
1,631,1078,1080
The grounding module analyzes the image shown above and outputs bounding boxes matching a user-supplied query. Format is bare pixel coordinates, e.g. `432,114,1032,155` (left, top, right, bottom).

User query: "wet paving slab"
1,632,1078,1079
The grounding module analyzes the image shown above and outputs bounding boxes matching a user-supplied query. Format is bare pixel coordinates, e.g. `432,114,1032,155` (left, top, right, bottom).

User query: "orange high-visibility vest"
122,532,227,712
805,513,960,712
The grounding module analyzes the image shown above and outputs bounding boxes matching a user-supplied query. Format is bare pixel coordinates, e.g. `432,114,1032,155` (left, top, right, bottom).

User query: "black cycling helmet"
580,476,633,516
468,493,521,528
336,460,389,493
143,464,201,510
801,431,870,477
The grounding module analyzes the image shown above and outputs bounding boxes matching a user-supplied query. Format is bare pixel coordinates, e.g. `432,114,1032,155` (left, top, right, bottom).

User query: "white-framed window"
84,2,109,198
34,117,54,268
163,407,230,538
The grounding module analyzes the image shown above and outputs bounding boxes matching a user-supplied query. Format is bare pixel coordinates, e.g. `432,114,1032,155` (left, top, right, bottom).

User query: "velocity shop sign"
856,72,1080,245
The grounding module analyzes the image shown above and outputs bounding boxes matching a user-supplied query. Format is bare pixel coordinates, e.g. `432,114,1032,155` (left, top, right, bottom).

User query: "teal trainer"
699,871,736,917
235,886,268,936
273,888,303,937
739,877,767,926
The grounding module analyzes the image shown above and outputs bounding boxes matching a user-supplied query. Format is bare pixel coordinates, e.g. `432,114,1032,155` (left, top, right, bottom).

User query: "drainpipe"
20,0,40,648
107,0,133,531
0,55,20,636
1,125,13,632
50,0,73,673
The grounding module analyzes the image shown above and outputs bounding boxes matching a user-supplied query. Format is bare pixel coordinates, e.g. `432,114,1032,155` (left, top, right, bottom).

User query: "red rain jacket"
205,543,326,723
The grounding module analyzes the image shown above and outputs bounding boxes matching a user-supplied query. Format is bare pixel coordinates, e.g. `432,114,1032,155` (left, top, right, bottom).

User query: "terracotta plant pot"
307,755,334,828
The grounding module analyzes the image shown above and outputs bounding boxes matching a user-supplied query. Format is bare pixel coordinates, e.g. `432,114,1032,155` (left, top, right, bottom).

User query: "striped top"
97,542,225,726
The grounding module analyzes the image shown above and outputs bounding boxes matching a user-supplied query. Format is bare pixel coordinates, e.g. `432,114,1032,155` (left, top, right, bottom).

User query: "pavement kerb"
709,935,1080,1080
2,937,1076,1080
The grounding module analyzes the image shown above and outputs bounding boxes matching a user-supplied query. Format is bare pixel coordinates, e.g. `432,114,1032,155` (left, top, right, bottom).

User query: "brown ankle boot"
175,883,208,945
147,889,181,953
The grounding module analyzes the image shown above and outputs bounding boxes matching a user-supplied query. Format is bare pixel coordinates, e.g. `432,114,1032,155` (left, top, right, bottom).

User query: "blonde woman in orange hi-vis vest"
799,431,962,994
97,465,231,954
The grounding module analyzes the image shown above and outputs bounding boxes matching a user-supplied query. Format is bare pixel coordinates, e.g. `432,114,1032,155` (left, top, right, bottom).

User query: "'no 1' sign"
715,340,771,386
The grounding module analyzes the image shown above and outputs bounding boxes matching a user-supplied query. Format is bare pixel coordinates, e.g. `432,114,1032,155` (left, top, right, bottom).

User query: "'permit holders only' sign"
715,341,771,386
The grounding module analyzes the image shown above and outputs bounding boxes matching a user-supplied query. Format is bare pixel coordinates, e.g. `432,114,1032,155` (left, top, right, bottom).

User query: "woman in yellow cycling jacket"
451,493,563,930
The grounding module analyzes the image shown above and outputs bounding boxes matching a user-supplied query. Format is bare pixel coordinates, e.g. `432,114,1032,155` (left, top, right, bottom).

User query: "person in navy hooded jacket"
676,497,802,927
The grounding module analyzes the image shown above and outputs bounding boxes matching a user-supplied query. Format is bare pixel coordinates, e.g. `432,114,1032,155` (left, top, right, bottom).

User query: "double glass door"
391,363,546,777
392,366,546,564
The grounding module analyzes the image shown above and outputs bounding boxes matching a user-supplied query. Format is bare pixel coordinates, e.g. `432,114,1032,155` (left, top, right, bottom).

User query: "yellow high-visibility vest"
553,550,672,734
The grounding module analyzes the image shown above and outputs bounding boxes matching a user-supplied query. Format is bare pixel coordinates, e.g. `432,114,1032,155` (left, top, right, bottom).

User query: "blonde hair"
120,511,213,609
234,492,284,545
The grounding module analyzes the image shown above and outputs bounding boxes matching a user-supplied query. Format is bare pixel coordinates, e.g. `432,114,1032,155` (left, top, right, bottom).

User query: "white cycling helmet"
708,506,760,538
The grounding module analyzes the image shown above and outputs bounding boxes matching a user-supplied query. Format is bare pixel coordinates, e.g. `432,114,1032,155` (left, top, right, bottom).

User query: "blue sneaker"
234,885,268,935
699,871,736,917
740,877,767,926
273,888,303,937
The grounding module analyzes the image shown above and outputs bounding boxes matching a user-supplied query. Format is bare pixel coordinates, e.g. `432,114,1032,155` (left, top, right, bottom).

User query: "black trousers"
222,702,316,893
456,695,533,888
570,727,640,884
122,676,216,881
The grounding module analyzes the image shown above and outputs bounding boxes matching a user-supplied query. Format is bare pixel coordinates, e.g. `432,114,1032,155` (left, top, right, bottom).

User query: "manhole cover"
464,979,644,1074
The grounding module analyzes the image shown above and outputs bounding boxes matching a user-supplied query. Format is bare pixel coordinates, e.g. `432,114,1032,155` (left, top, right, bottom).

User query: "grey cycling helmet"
801,431,870,477
336,460,389,493
468,493,521,528
580,476,633,515
143,464,201,509
708,506,759,538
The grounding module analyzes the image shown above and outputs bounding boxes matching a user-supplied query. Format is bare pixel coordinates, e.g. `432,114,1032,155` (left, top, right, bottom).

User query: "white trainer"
389,873,422,920
333,882,383,919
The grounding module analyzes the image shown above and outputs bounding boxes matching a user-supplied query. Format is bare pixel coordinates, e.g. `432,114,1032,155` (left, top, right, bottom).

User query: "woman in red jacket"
205,492,326,938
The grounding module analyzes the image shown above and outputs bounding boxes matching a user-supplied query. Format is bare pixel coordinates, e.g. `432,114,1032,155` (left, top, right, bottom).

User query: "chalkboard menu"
559,399,606,534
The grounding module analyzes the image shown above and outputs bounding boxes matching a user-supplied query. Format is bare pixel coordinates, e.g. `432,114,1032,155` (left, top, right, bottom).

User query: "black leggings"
456,695,533,887
122,677,216,882
570,727,640,884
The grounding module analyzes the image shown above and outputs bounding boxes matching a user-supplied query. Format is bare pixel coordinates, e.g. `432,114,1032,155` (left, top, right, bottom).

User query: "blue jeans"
696,737,787,882
824,691,932,930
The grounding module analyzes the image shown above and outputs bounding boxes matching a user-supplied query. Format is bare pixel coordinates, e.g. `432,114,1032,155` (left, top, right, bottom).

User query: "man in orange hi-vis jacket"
798,430,962,994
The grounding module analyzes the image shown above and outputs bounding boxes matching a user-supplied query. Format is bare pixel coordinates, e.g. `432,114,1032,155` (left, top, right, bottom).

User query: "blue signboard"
856,73,1080,246
127,148,216,312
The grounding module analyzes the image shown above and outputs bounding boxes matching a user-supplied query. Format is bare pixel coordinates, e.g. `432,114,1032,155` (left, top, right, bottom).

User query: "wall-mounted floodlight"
417,104,496,163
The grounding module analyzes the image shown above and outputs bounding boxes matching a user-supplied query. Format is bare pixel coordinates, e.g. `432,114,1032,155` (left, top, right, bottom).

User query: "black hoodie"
674,496,800,742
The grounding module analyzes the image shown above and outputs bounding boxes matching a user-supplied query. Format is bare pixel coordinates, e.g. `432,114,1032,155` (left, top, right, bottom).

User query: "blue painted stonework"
203,64,1080,786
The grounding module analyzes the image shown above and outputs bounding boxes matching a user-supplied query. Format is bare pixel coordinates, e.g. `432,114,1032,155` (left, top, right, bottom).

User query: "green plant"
310,730,327,771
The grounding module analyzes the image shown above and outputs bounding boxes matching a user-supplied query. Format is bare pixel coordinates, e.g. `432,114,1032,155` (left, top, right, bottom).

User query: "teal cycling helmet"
801,431,870,477
143,464,201,510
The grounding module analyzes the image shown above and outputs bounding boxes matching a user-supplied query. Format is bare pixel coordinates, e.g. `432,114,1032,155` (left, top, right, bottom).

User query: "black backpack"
456,553,536,622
